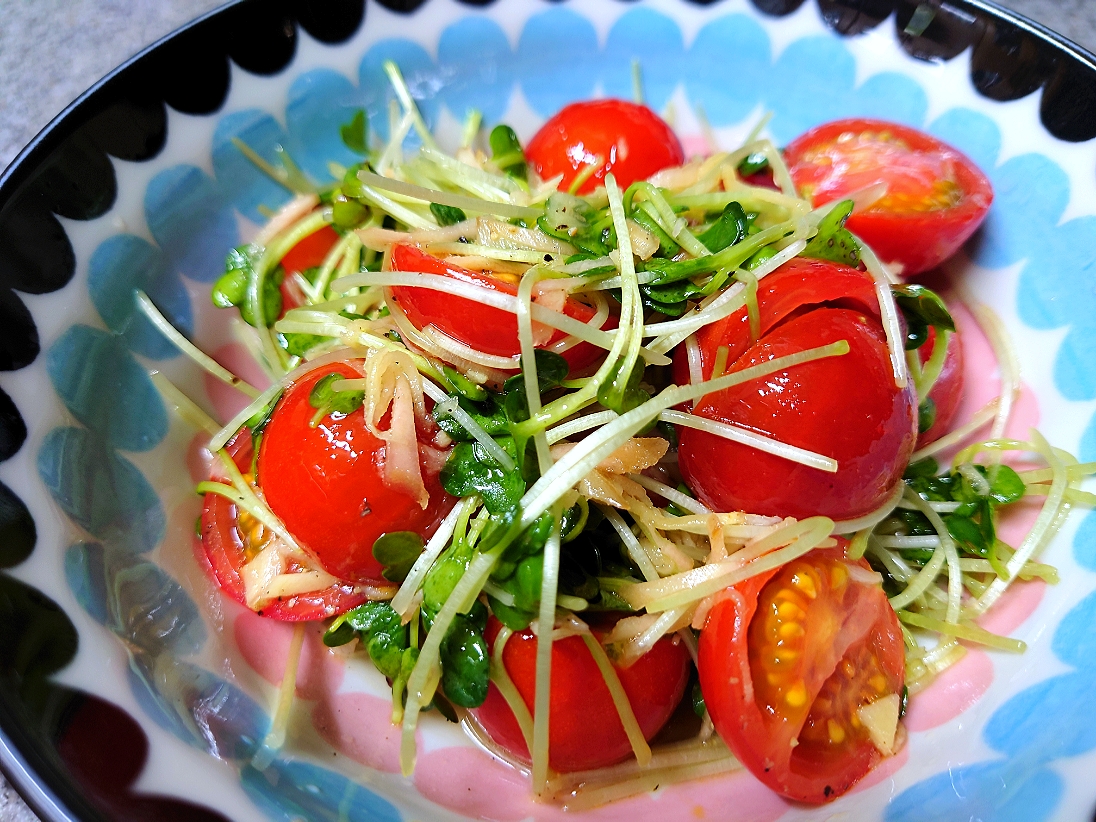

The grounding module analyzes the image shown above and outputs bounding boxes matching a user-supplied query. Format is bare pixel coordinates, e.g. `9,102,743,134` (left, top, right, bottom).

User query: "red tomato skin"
784,119,993,275
279,225,340,311
388,244,614,373
525,100,685,194
698,545,905,803
471,617,690,772
916,325,964,447
257,363,455,583
680,308,915,520
198,432,369,621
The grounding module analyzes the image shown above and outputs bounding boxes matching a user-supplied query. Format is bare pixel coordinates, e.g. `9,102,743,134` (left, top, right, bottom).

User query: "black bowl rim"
1,1,1094,820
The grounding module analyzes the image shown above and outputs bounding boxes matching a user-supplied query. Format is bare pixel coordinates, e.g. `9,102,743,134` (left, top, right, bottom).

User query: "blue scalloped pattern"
40,6,1096,822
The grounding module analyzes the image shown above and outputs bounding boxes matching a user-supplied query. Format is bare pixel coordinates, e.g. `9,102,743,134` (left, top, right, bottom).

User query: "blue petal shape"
973,153,1069,270
516,8,599,116
212,109,294,223
685,14,770,127
602,9,685,112
37,426,165,554
848,72,927,126
929,108,1002,174
358,39,437,145
1051,591,1096,671
886,761,1064,822
286,69,365,184
145,164,238,283
87,233,191,359
982,672,1096,760
765,36,857,142
1075,509,1096,570
437,18,513,124
47,325,167,452
65,540,206,656
128,657,266,763
240,759,402,822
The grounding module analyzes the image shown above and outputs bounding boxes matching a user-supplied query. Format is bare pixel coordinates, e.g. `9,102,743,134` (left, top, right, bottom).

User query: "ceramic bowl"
3,1,1096,820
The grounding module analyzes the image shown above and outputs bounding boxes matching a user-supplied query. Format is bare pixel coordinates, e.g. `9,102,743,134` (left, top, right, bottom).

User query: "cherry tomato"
256,363,455,583
917,324,964,446
673,258,917,522
388,244,615,373
698,543,905,803
471,616,690,772
784,119,993,275
525,99,685,194
198,431,369,621
279,225,340,310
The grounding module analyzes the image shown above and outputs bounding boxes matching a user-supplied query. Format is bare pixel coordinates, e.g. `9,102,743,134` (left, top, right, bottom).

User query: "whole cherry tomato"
916,324,964,447
256,363,455,583
784,119,993,275
525,99,685,194
471,616,690,772
673,258,917,522
198,431,370,620
698,543,906,803
388,244,615,373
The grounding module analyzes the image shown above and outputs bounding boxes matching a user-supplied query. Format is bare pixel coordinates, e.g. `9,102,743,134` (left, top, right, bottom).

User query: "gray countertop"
1,0,1094,820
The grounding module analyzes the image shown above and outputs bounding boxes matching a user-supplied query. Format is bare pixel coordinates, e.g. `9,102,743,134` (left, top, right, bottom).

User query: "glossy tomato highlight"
257,363,455,583
388,244,614,373
674,258,917,522
784,119,992,275
698,544,905,803
525,99,684,194
471,617,690,772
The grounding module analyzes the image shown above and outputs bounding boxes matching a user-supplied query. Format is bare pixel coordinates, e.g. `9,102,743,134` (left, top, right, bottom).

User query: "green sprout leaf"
893,284,956,350
489,124,527,181
440,613,490,708
440,438,525,516
340,109,369,155
308,372,365,421
430,202,467,227
372,531,425,583
737,151,769,177
697,201,747,253
803,200,861,267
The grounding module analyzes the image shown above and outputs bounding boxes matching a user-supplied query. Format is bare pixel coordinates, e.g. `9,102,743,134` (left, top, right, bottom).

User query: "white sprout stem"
382,60,437,150
902,489,962,624
518,268,553,475
532,517,564,794
358,170,540,220
391,497,476,619
910,398,999,462
420,380,516,472
605,174,644,404
628,474,711,515
888,542,947,612
859,243,908,388
135,291,262,398
660,409,837,472
209,382,284,453
971,303,1020,448
545,410,620,445
148,371,221,435
602,506,660,583
580,633,652,766
831,480,905,534
251,622,305,770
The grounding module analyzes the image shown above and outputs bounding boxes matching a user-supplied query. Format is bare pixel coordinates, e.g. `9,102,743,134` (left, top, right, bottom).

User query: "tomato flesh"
279,225,340,310
698,544,905,803
525,99,684,194
198,431,369,621
389,244,613,373
471,616,690,772
917,324,964,447
674,259,916,522
257,363,455,583
784,119,993,275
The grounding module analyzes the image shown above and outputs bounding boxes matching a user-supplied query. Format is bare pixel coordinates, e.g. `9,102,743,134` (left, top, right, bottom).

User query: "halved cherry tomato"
784,119,992,276
917,324,964,446
673,258,917,522
388,244,615,373
525,99,685,194
198,430,369,621
698,543,905,803
257,363,455,583
279,225,340,311
471,616,690,772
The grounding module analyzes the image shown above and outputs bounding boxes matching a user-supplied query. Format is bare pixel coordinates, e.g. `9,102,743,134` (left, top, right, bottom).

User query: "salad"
140,62,1093,810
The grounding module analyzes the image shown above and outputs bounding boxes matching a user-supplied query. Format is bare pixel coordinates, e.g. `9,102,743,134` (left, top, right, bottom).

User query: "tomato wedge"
916,324,964,447
471,616,690,772
198,431,369,621
698,544,905,803
279,224,340,310
525,99,685,193
257,363,455,583
784,119,993,275
673,258,917,522
388,244,614,373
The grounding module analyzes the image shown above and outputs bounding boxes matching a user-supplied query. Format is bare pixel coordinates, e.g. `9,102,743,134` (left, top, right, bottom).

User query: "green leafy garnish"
440,438,525,516
308,372,364,421
372,531,425,583
803,200,861,266
489,124,527,181
737,151,769,177
430,202,467,227
697,202,747,253
340,109,369,155
892,284,956,350
213,245,283,328
440,611,490,708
